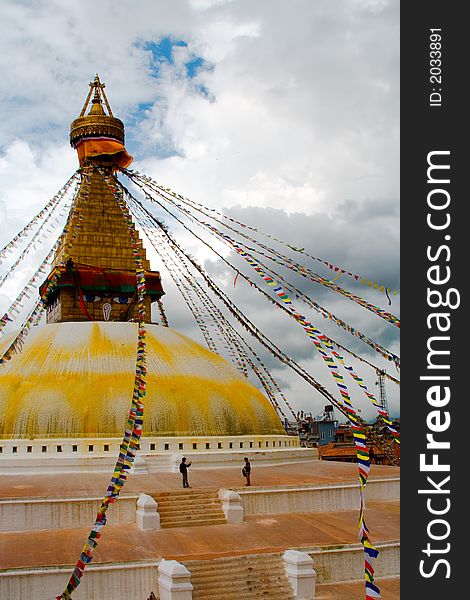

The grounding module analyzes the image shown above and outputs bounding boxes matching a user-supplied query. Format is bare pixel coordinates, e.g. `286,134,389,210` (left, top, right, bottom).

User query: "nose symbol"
103,303,112,321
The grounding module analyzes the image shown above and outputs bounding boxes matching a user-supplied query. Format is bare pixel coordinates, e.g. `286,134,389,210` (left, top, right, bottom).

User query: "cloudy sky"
0,0,399,421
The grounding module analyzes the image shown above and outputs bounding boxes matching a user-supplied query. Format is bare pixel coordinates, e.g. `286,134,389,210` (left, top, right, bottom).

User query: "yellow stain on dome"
0,322,285,438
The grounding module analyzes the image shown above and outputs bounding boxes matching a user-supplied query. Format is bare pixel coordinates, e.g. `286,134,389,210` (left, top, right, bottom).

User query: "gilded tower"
40,75,164,324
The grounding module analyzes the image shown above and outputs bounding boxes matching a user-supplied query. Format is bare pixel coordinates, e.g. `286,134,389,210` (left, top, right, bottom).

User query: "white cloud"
0,140,75,233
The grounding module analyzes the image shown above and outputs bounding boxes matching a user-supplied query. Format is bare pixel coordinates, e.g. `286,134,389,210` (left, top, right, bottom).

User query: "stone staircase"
153,488,227,528
183,553,295,600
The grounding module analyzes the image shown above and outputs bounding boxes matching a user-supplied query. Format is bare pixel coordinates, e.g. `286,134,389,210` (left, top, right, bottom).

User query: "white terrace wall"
238,477,400,515
0,495,138,532
0,561,159,600
304,541,400,583
0,435,315,474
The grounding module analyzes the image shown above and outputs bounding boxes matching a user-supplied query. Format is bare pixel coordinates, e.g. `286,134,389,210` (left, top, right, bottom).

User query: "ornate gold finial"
70,74,124,148
89,76,104,115
78,74,111,117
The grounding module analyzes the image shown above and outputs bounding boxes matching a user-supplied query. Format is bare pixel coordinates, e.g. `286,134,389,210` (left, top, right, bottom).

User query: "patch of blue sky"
140,37,210,82
126,38,214,158
140,38,187,76
195,84,213,100
125,131,181,161
137,102,154,112
185,56,204,78
125,102,154,131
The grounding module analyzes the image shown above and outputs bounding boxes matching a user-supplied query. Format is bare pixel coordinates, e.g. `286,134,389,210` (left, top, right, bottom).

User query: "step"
157,501,222,510
189,569,284,582
187,559,282,577
160,513,225,524
161,517,227,528
157,504,222,515
155,495,220,503
158,507,222,516
161,513,226,523
154,489,220,498
192,593,293,600
185,552,282,564
158,501,220,508
192,586,294,599
155,493,219,500
186,555,281,570
189,574,290,588
189,564,283,581
192,587,294,600
159,507,224,517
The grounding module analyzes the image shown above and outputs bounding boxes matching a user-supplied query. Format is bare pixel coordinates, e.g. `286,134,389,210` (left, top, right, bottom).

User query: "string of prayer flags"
0,171,79,264
235,239,400,368
319,338,400,444
40,172,92,305
0,240,60,333
241,240,400,328
0,182,78,291
211,223,400,368
350,424,381,599
0,300,44,365
156,297,169,327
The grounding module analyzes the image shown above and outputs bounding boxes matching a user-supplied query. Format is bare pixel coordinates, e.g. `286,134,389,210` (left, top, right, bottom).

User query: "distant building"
317,419,400,465
298,405,338,447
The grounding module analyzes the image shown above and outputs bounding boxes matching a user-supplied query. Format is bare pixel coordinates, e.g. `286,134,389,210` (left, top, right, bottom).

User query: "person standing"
242,457,251,486
179,457,192,488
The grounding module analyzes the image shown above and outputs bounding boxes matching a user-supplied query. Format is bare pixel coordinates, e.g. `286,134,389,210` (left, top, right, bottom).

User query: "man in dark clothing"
242,457,251,486
179,457,192,488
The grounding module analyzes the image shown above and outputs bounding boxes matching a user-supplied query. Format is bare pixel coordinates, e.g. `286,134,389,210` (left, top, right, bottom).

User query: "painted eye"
113,296,131,304
84,295,101,302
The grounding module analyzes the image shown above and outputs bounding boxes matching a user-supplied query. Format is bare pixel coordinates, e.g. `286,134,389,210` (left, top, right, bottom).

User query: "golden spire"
70,74,124,148
80,74,114,117
88,82,105,116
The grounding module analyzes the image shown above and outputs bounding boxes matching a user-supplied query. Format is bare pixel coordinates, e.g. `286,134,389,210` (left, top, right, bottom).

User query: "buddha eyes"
113,296,132,304
83,295,132,304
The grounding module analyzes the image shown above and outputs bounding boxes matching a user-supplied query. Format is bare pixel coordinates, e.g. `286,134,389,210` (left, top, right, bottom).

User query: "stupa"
0,76,308,474
0,77,399,600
